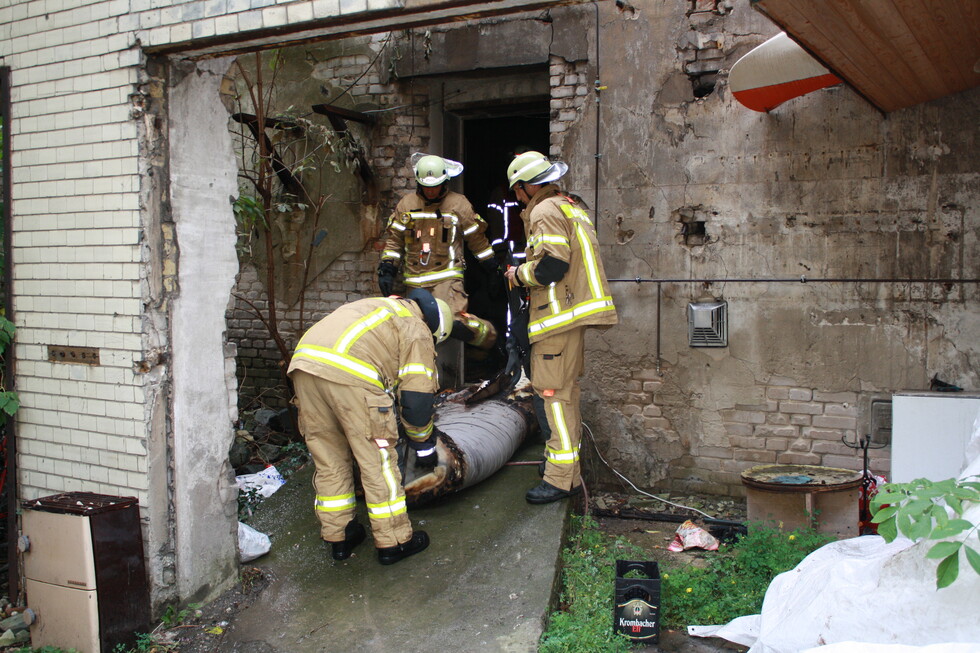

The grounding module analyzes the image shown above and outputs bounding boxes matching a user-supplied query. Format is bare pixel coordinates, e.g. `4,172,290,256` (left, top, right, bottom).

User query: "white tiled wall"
0,0,400,503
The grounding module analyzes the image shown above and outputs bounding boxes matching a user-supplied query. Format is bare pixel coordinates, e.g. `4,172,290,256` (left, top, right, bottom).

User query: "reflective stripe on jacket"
516,185,618,342
381,191,493,288
287,297,438,433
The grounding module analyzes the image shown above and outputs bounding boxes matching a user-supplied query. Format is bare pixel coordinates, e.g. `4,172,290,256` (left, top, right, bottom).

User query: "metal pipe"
592,0,602,236
610,276,980,284
656,281,661,375
1,66,20,602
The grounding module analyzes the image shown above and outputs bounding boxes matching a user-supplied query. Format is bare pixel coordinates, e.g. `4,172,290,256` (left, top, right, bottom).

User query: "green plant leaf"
931,519,974,539
876,516,898,542
936,552,960,589
905,498,933,515
945,494,963,516
907,513,933,541
0,392,20,416
871,505,898,523
926,541,962,559
872,491,907,505
896,509,914,538
965,546,980,576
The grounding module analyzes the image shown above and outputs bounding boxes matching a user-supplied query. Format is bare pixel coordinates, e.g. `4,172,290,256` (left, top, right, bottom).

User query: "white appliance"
891,392,980,483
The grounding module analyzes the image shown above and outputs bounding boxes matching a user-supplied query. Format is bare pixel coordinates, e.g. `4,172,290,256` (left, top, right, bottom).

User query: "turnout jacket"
287,297,438,443
381,190,494,288
515,185,618,343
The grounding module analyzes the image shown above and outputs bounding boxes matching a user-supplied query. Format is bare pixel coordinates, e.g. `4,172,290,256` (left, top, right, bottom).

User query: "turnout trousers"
291,370,413,549
530,326,586,491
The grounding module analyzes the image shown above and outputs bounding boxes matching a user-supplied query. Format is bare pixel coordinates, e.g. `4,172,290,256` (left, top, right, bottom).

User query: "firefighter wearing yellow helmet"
503,151,618,504
287,289,454,565
378,154,499,350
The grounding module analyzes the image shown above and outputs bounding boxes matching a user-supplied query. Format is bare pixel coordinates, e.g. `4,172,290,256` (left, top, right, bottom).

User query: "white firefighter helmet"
411,153,464,187
507,150,568,189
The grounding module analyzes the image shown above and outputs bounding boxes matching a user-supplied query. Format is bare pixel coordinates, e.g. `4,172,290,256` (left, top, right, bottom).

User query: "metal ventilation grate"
688,301,728,347
870,399,892,446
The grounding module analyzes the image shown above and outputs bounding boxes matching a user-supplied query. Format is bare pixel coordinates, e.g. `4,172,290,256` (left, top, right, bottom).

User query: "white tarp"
691,411,980,651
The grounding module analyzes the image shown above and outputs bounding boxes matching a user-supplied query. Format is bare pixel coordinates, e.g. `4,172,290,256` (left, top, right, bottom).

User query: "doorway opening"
456,106,550,382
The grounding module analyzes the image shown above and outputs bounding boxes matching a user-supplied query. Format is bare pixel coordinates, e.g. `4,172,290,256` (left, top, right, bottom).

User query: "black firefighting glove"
481,257,501,276
503,336,522,378
451,320,475,343
407,430,441,471
377,260,398,297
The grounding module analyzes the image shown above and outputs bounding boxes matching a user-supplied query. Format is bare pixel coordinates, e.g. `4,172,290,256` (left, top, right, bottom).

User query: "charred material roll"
403,386,536,506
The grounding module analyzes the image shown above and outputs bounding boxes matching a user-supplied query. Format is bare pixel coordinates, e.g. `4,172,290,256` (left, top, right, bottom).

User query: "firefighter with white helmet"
503,151,618,504
287,289,454,564
378,154,499,350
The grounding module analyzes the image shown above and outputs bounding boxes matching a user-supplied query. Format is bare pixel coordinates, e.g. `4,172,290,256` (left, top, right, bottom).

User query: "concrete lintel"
149,0,594,59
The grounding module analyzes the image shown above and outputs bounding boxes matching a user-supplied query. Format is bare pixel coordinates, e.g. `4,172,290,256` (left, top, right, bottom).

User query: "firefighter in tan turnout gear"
503,151,618,504
378,154,499,350
287,289,453,565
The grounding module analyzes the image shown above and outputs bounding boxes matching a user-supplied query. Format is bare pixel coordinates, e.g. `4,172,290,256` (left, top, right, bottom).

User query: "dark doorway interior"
457,107,549,382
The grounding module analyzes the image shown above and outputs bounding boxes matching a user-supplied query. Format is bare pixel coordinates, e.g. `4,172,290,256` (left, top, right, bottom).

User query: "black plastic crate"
613,560,661,643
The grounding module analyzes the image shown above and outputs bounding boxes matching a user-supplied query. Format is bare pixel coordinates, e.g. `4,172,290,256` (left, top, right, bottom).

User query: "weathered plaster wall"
2,0,975,614
227,0,979,499
168,57,241,602
558,0,980,495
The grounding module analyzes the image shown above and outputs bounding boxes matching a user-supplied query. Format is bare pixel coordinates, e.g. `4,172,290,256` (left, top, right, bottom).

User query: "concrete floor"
217,440,742,653
222,441,569,652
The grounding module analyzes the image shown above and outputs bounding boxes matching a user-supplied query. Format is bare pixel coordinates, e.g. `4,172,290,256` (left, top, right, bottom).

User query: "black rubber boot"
538,461,546,477
329,520,366,561
377,530,430,565
525,481,582,505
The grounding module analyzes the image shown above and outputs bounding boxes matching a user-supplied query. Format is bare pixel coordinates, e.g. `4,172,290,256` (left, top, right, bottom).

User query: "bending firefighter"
378,153,498,349
503,151,618,504
287,289,453,565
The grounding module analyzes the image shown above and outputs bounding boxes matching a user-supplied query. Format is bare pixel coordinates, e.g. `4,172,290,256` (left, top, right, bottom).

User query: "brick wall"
1,0,416,503
621,368,888,497
226,35,431,407
548,55,589,158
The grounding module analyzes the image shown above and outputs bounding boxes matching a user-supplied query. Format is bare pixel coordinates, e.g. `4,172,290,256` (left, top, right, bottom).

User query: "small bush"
661,524,833,629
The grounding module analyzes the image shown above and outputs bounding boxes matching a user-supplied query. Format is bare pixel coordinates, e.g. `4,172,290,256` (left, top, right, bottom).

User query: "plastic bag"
667,519,720,552
238,521,271,562
235,465,285,499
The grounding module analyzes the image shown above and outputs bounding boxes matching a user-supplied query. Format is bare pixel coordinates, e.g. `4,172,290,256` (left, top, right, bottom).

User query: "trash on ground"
235,465,286,499
238,521,272,562
667,519,719,552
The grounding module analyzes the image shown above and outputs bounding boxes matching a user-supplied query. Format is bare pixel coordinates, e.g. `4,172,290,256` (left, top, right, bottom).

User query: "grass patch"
660,525,834,629
540,515,834,650
539,515,643,653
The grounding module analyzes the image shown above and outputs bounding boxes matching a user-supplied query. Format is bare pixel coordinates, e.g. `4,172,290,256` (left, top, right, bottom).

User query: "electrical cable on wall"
583,422,715,520
320,33,393,108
